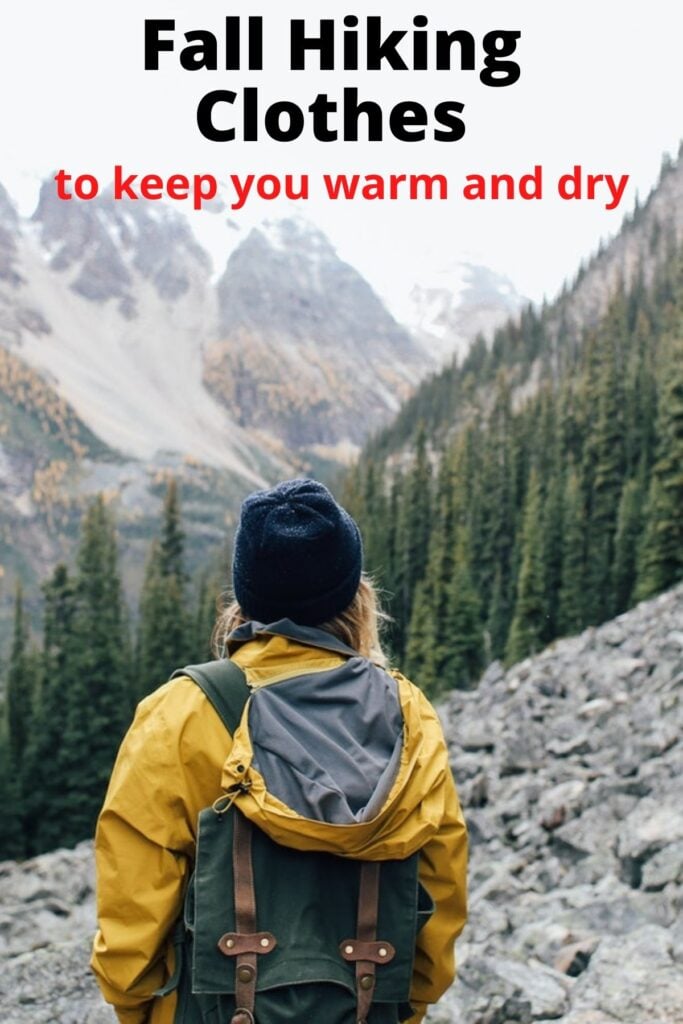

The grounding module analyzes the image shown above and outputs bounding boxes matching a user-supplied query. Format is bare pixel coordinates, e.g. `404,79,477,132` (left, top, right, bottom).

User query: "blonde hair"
212,573,389,666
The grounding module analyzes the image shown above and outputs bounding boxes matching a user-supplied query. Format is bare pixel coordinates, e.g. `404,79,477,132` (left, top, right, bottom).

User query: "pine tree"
22,564,78,854
58,497,131,847
440,531,484,691
5,583,33,770
360,459,390,583
505,469,547,664
625,310,658,476
380,469,404,658
583,322,627,623
636,335,683,598
612,475,645,613
478,379,517,615
558,466,588,635
0,731,24,859
159,479,187,581
136,480,192,695
541,469,565,643
2,582,42,855
195,569,221,662
460,422,488,603
404,580,438,695
120,601,136,708
136,540,167,692
393,427,432,656
424,456,457,652
486,566,511,662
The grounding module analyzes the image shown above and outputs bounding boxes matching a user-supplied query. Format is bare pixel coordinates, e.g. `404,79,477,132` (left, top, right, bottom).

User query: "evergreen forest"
343,238,683,692
0,481,220,859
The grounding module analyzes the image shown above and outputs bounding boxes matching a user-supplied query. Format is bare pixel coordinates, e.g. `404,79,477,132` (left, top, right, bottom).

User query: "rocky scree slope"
436,582,683,1024
0,585,681,1023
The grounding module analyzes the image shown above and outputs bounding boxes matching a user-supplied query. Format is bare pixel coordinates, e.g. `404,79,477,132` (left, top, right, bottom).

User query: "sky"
2,1,681,308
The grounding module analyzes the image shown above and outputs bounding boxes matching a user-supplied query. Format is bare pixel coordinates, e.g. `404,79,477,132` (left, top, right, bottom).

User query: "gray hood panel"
248,656,403,824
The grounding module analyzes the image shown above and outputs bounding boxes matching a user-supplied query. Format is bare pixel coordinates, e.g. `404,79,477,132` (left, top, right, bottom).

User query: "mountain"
559,148,683,332
1,583,681,1023
0,184,22,287
8,187,431,472
206,218,426,457
25,182,266,474
400,262,525,365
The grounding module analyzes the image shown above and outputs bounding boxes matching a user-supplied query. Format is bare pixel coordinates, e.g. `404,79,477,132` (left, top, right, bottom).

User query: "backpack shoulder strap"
171,659,250,735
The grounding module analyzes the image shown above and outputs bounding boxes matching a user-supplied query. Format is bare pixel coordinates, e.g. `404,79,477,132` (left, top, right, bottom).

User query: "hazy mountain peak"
254,215,335,257
31,178,211,314
207,214,427,450
403,259,526,364
0,183,18,227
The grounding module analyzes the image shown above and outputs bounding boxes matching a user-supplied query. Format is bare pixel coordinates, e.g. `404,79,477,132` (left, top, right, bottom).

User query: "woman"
91,478,468,1024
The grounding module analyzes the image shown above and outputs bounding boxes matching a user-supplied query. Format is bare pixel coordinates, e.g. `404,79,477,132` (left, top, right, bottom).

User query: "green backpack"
158,659,433,1024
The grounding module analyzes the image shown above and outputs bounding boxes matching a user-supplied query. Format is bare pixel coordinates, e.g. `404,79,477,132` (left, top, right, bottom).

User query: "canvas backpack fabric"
162,655,432,1024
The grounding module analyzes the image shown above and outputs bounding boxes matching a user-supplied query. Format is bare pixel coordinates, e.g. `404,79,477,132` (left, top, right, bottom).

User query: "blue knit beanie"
232,479,363,626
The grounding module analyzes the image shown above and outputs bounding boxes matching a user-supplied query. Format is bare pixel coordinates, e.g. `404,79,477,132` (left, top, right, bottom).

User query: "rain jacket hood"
222,620,456,862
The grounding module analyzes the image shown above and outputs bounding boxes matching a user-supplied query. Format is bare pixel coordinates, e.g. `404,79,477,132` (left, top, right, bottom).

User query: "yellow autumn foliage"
0,347,92,458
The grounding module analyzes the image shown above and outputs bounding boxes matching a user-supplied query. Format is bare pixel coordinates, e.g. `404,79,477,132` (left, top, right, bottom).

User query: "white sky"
2,0,681,306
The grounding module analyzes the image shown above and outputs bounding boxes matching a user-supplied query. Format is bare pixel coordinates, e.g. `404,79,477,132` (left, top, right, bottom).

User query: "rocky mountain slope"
557,148,683,335
12,183,278,475
436,583,683,1024
1,583,681,1023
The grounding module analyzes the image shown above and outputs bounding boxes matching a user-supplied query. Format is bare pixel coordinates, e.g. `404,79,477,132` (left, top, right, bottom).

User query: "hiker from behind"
91,479,468,1024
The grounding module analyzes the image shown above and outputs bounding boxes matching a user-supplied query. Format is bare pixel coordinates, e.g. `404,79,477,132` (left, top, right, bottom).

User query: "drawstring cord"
212,779,253,818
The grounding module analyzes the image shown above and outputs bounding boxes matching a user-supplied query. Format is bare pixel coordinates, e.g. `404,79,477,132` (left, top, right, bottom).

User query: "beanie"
232,478,363,626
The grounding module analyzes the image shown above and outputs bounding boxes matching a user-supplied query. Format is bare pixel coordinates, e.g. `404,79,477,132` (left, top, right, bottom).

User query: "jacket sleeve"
409,708,468,1018
90,681,212,1024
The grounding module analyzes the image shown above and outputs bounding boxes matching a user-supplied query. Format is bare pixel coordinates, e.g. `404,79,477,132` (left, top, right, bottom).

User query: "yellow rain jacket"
91,623,468,1024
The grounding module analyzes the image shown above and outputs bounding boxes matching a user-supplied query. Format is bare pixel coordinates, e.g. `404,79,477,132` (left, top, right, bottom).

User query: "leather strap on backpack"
339,862,396,1024
217,812,277,1024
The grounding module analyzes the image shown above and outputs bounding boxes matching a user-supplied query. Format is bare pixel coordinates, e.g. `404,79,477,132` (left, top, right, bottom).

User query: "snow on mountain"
400,261,527,364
